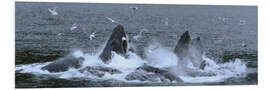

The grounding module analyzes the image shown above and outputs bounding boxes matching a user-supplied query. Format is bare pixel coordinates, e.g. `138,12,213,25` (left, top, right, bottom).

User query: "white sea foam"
15,43,248,83
179,57,247,83
145,43,178,68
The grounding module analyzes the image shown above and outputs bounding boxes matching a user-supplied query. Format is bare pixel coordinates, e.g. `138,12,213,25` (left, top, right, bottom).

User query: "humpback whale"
41,25,131,73
125,64,183,82
79,66,122,77
41,56,84,73
99,25,129,63
174,31,206,69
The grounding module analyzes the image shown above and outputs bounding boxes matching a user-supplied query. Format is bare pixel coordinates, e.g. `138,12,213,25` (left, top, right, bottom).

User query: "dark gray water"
15,2,257,88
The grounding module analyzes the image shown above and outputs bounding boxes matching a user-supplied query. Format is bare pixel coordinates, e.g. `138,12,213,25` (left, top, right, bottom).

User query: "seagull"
216,39,223,43
141,28,149,32
70,23,78,31
239,20,246,25
89,32,96,40
105,17,120,24
241,41,247,47
129,6,139,11
48,7,58,16
222,18,229,23
57,33,62,36
133,34,141,41
133,29,148,41
215,37,223,43
164,17,169,25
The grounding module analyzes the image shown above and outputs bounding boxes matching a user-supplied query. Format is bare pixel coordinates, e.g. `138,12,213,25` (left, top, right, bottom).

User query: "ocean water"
15,2,257,88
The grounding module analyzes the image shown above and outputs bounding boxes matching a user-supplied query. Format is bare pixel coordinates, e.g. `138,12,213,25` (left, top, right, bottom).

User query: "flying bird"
57,33,62,36
89,32,96,40
70,23,78,31
105,17,120,24
48,7,58,16
239,20,246,25
129,6,139,11
133,29,148,41
241,41,247,47
164,17,169,25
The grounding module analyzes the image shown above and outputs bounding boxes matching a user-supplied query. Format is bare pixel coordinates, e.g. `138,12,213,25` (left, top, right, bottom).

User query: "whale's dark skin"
174,31,206,69
174,31,191,60
79,66,122,77
99,25,129,63
125,64,183,82
41,56,84,73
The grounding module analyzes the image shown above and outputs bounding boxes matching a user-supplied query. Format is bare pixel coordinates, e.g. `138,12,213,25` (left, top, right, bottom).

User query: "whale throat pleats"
99,25,129,63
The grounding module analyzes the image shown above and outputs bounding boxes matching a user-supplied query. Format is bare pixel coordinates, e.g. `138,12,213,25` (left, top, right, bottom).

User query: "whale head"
99,25,129,63
174,31,205,69
174,31,191,58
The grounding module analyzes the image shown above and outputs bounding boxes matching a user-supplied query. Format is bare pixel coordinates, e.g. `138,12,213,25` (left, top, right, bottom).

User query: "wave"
15,43,248,83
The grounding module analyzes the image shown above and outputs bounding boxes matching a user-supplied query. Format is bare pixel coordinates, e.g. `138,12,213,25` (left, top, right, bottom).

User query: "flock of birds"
48,6,148,41
48,6,97,40
47,6,248,48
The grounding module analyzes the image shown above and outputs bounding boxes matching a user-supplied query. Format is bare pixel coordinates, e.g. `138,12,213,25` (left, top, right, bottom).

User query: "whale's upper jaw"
178,31,191,45
174,31,191,58
99,25,129,63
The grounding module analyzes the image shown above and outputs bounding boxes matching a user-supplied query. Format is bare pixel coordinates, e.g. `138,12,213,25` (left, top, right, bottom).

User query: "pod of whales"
41,24,208,82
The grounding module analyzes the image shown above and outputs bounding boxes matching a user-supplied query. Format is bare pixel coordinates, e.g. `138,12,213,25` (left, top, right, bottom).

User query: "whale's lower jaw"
99,24,129,63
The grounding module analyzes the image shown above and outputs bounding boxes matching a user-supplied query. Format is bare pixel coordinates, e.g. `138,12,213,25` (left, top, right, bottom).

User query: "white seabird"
89,32,96,40
48,7,58,16
129,6,139,11
57,33,62,36
105,17,120,24
133,29,148,41
70,23,78,31
239,20,247,25
241,41,247,47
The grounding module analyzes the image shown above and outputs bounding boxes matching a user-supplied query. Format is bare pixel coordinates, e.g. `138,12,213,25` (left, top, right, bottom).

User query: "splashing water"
15,43,248,83
179,57,247,83
143,43,247,83
144,43,178,68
